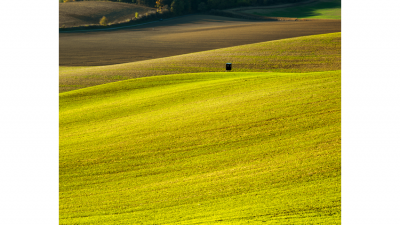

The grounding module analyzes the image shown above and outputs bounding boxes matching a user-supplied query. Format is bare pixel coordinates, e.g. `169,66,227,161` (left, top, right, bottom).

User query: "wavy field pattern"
60,32,340,93
60,70,341,224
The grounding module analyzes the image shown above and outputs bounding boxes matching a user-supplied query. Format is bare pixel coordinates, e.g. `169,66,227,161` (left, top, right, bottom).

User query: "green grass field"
59,32,341,93
60,69,341,224
252,0,341,20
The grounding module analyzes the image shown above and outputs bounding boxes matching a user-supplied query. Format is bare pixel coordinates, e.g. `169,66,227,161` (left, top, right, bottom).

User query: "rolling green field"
60,29,341,224
60,69,341,224
60,32,341,93
251,0,341,20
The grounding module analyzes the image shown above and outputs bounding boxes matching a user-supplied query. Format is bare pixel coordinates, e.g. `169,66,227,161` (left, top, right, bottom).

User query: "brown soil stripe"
59,15,341,67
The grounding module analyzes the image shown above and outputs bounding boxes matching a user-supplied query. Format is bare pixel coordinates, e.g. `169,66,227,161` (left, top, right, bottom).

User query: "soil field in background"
59,1,154,28
59,15,341,66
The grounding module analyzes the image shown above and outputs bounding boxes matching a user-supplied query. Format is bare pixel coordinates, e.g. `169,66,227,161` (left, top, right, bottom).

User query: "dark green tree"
171,0,185,14
185,0,192,12
197,2,207,11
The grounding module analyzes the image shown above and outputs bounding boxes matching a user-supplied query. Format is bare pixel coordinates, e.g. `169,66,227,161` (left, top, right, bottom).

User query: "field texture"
59,1,154,28
59,15,341,66
60,70,341,224
60,32,341,92
249,0,341,20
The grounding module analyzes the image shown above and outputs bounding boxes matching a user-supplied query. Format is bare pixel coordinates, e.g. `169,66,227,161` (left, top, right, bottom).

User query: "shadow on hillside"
70,14,265,34
60,14,253,34
253,0,341,18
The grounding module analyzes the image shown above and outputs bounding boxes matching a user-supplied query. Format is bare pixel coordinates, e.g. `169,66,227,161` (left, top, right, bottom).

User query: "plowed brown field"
59,1,154,28
59,15,341,66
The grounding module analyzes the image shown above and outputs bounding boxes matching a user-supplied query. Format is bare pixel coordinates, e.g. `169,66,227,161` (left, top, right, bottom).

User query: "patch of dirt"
59,1,155,28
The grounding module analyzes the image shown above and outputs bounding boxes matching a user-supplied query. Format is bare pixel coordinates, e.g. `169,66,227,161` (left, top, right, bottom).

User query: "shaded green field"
59,32,341,93
251,0,341,20
60,70,341,224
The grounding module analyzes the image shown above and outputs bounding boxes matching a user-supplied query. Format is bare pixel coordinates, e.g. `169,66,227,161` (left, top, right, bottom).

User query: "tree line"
61,0,309,14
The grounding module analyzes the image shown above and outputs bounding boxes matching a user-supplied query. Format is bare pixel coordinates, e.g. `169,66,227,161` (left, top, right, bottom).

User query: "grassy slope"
252,0,341,20
60,70,341,224
59,32,341,93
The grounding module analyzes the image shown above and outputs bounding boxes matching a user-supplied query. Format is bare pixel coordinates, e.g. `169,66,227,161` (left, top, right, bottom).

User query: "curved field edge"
60,71,341,224
59,32,341,93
